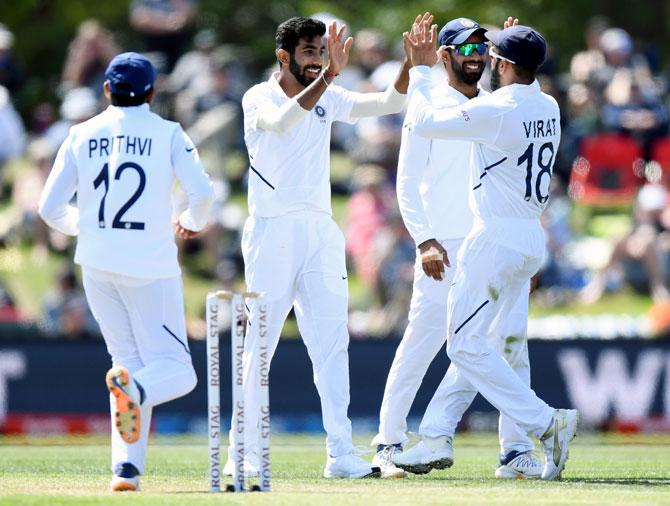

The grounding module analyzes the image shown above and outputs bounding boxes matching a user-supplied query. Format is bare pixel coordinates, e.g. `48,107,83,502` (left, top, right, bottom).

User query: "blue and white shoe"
110,462,140,492
392,436,454,475
372,444,407,479
540,409,580,480
323,453,381,479
495,450,542,479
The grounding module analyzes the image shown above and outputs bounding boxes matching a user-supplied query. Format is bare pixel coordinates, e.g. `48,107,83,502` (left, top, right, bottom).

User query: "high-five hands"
403,12,441,67
324,21,353,77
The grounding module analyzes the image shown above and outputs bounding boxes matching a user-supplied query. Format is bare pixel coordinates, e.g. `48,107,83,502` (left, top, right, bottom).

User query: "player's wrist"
321,67,339,86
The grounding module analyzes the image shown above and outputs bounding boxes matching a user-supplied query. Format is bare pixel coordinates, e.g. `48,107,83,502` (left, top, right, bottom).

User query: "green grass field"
1,433,669,505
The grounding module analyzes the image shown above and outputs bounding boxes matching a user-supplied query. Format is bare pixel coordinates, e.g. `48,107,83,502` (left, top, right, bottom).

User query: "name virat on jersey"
88,136,153,158
523,118,558,139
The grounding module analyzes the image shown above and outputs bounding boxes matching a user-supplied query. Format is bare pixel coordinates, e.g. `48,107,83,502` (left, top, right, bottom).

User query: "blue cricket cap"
485,25,547,71
104,52,156,97
438,17,486,46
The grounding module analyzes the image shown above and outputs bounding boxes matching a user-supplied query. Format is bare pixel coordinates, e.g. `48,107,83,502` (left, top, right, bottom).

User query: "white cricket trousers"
231,211,354,458
373,238,534,455
82,266,197,474
445,219,555,438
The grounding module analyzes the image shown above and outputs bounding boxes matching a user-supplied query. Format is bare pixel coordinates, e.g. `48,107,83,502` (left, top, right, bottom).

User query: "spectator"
0,280,21,323
345,164,395,285
0,84,26,169
61,20,119,97
40,266,99,339
580,183,670,304
43,87,99,152
0,23,22,95
10,139,54,259
129,0,198,72
600,68,669,152
569,16,609,84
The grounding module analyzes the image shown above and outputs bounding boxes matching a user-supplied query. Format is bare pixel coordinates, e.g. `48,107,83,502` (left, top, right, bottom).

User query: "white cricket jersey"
398,82,488,245
38,104,214,279
407,66,561,222
242,73,358,217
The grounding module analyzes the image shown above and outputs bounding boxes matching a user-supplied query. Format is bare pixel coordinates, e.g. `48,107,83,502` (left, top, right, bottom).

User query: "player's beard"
450,57,484,86
289,58,321,87
490,60,502,91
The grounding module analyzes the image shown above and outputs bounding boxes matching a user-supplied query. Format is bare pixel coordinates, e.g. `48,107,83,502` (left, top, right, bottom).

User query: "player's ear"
276,48,290,67
103,81,111,100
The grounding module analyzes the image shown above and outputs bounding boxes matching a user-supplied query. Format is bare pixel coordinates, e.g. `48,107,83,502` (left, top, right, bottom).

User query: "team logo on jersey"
315,105,326,118
461,19,475,27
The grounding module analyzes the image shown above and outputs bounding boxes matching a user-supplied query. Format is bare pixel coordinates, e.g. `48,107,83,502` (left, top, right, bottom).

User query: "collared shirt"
242,72,359,218
39,103,214,279
406,66,561,222
398,81,487,245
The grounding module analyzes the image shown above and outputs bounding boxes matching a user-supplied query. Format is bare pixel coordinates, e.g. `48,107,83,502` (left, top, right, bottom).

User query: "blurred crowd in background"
1,2,670,340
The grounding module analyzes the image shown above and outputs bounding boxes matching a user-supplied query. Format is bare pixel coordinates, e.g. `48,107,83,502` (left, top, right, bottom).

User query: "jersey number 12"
518,141,555,204
93,162,146,230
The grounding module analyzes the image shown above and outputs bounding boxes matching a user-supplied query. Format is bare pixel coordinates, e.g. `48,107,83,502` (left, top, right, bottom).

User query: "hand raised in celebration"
403,12,440,67
325,21,353,76
503,16,519,29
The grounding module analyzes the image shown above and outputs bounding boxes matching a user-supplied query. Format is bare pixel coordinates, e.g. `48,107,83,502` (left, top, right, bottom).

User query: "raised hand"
325,21,353,76
503,16,519,29
403,12,440,67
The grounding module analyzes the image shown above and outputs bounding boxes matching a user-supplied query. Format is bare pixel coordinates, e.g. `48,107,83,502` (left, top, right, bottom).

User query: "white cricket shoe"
110,462,140,492
106,366,141,444
222,452,259,478
372,444,407,479
495,450,543,479
323,453,381,479
392,436,453,475
540,409,580,480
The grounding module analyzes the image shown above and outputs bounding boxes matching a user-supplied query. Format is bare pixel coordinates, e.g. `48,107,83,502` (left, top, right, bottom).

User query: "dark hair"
512,64,536,83
275,17,326,54
110,92,150,107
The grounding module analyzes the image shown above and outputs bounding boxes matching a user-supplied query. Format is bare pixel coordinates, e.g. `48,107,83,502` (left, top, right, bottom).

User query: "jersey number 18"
517,141,555,204
93,162,146,230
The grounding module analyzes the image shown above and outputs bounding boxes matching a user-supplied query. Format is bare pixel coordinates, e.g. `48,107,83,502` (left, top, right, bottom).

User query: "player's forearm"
178,197,213,232
396,129,434,245
38,200,79,236
178,180,215,232
392,58,412,95
349,86,406,118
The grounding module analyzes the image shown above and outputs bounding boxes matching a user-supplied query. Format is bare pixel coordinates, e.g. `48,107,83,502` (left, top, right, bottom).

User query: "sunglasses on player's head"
448,42,488,57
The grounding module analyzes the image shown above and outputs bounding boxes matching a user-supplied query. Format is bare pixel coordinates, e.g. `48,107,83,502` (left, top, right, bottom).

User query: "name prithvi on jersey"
523,118,558,138
88,136,153,158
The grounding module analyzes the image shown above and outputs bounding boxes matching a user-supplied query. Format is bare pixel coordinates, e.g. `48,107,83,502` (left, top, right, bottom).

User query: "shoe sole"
110,478,139,492
542,410,580,481
495,465,541,480
381,469,408,479
106,367,140,444
323,468,382,479
395,457,453,475
110,482,139,492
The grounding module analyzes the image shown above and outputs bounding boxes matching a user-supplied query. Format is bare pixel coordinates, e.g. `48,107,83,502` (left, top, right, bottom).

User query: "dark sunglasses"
449,42,488,57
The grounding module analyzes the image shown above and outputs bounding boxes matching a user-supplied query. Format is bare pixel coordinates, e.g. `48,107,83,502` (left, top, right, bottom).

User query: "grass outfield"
1,433,670,505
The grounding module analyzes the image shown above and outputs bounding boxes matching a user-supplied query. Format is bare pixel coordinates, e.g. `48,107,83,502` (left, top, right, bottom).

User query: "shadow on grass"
562,478,670,487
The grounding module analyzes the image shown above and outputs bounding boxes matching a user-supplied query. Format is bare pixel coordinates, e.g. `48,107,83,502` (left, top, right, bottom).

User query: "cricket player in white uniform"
38,52,214,492
373,17,542,480
394,20,579,481
222,16,413,479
